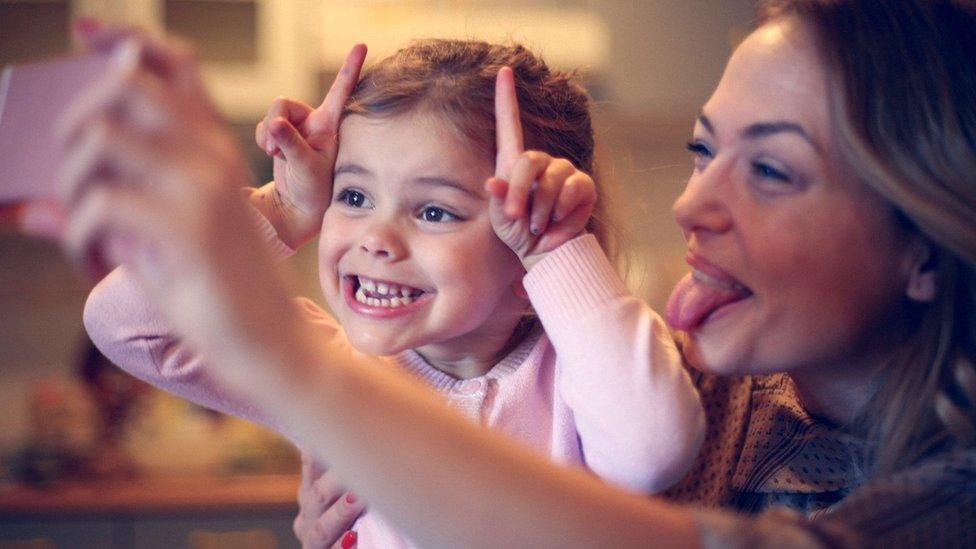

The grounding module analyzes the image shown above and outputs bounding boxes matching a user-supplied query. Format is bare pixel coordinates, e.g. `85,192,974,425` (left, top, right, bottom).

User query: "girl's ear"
904,237,937,302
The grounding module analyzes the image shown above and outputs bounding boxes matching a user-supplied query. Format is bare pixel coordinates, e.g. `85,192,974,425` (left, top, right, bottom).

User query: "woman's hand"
294,451,365,549
487,67,597,272
57,25,306,386
251,45,367,249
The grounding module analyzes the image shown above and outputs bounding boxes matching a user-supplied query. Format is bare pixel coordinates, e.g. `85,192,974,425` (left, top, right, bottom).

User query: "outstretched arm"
55,25,700,548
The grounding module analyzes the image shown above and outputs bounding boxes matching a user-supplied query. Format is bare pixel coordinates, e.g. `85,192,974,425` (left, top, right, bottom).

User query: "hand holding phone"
0,53,111,205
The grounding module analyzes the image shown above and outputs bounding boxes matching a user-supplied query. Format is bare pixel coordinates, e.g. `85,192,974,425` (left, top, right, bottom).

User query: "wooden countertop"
0,475,300,517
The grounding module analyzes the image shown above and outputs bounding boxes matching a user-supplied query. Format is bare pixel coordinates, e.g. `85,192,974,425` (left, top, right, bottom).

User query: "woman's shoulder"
813,448,976,547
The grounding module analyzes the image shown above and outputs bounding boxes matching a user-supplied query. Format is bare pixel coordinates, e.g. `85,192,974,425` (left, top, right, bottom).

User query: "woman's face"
667,19,920,378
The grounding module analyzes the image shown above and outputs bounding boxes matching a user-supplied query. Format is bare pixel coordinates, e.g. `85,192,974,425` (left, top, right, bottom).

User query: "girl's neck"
414,317,536,380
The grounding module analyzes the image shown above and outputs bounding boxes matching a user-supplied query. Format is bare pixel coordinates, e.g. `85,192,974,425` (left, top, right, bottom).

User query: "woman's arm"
241,309,701,548
57,26,700,549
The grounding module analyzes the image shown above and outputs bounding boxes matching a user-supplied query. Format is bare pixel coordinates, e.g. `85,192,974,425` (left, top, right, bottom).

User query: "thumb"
486,177,510,226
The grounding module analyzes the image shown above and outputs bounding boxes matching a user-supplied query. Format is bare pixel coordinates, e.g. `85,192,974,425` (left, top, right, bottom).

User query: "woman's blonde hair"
761,0,976,475
342,39,621,263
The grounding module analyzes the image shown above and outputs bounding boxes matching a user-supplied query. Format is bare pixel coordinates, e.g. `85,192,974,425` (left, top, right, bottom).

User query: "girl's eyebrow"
697,113,823,153
412,177,483,199
334,163,369,177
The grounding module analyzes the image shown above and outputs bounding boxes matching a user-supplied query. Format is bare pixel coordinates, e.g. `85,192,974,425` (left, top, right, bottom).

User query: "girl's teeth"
400,287,411,298
354,283,416,308
378,282,390,295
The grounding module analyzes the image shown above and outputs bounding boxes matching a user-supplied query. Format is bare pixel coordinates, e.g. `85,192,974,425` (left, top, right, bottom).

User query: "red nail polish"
341,530,358,549
345,491,357,505
74,17,102,35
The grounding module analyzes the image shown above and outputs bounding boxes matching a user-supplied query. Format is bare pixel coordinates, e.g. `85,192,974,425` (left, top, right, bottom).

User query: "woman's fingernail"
341,530,358,549
74,17,102,36
344,491,357,505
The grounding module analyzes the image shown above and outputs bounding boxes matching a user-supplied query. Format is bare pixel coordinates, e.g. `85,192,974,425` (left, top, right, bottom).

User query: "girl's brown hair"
760,0,976,475
342,39,619,263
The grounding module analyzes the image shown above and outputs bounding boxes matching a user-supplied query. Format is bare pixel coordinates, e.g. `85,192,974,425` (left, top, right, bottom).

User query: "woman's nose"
672,164,733,239
358,220,406,261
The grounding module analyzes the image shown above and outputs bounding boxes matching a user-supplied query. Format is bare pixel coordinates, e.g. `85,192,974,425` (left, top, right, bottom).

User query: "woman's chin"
680,331,748,377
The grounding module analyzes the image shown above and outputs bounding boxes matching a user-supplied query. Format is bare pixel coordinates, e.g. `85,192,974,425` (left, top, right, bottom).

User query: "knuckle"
170,38,198,65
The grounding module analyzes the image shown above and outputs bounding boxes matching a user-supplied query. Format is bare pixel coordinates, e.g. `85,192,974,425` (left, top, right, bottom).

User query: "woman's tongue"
666,272,751,331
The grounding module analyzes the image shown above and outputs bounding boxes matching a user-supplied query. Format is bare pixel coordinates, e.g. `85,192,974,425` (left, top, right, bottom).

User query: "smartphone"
0,53,111,205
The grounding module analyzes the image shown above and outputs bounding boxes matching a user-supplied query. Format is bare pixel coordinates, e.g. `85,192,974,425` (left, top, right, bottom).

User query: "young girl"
71,30,704,548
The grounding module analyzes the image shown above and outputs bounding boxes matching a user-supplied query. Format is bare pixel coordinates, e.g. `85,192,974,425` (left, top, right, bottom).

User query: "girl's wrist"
519,231,589,272
248,183,321,249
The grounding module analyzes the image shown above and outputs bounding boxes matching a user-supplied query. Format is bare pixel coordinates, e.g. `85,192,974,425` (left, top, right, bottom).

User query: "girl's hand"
487,67,597,272
294,452,365,549
252,45,367,249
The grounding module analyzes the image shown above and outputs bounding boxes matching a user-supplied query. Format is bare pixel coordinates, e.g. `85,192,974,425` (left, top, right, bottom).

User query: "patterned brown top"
665,372,976,548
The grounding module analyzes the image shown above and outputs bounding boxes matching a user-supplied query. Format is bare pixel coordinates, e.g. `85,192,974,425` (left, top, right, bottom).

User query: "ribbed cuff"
246,197,296,262
523,234,629,324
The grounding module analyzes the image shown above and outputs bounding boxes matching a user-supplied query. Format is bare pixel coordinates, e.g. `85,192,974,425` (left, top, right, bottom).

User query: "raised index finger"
305,43,368,139
494,66,524,179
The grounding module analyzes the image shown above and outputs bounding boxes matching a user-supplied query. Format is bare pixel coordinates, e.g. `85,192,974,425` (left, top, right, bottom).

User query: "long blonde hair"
761,0,976,475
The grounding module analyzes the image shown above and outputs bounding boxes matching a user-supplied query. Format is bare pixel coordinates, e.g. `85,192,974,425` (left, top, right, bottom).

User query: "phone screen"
0,53,111,205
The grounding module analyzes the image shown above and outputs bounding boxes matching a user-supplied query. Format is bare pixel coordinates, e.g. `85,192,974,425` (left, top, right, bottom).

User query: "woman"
47,0,975,546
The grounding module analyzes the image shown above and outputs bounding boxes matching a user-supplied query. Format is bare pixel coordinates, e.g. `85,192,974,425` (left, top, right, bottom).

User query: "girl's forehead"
336,112,494,191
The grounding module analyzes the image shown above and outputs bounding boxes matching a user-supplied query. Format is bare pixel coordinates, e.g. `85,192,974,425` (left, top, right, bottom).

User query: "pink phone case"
0,53,111,205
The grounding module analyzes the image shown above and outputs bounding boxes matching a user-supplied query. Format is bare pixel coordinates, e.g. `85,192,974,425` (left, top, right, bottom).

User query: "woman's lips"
666,256,752,331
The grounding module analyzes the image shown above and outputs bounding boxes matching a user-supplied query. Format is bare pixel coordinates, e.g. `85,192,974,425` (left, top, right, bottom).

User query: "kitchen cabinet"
0,475,299,548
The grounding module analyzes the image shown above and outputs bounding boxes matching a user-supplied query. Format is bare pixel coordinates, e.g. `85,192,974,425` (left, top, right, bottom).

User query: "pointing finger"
494,66,524,179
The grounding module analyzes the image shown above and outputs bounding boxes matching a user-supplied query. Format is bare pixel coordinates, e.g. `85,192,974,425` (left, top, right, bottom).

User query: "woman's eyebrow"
697,113,822,153
742,121,822,153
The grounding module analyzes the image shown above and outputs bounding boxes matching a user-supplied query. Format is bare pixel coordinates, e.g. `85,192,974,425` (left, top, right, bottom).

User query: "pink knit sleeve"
523,234,705,493
82,200,322,442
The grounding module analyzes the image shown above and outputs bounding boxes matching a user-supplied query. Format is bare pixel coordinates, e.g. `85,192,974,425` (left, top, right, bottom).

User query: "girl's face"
319,110,526,366
667,19,921,379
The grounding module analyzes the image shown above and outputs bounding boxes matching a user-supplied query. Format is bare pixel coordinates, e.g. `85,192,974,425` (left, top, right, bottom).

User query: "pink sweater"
84,222,704,548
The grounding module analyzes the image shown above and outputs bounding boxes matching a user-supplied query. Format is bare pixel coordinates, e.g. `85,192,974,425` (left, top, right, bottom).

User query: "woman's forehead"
702,19,830,142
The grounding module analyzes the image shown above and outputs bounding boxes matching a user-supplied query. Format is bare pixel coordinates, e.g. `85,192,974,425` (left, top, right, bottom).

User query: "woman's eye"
686,140,713,171
751,162,791,183
337,189,367,208
685,140,712,158
419,206,457,223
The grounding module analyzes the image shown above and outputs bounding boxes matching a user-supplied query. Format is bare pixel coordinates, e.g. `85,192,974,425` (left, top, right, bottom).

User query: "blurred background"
0,0,756,546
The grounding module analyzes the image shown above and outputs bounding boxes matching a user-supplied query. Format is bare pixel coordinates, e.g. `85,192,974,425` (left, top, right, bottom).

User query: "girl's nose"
672,163,733,240
358,221,406,261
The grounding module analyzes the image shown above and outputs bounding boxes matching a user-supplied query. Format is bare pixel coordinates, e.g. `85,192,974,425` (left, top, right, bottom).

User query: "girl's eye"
419,206,458,223
751,162,791,183
337,189,367,208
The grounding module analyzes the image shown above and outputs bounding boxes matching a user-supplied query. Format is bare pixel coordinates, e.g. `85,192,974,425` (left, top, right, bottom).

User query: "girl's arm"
488,67,704,492
525,235,705,493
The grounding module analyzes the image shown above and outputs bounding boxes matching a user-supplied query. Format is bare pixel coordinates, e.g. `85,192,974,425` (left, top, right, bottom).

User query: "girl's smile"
318,110,528,374
342,274,433,317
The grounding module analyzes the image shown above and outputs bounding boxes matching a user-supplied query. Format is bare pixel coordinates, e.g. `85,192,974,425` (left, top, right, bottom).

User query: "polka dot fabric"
667,372,976,547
